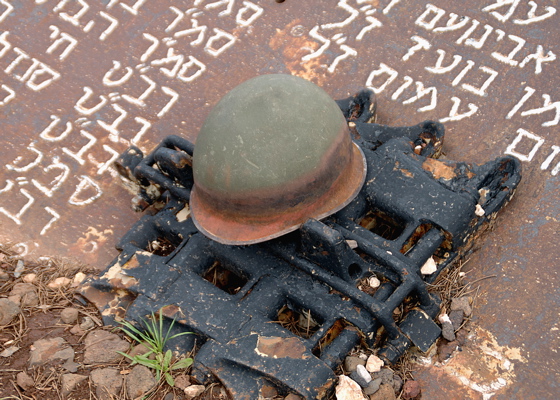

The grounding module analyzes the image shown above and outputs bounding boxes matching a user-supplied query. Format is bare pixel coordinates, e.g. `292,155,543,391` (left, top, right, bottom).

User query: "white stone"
475,204,485,217
355,364,372,384
438,313,451,324
420,257,438,275
346,240,358,249
335,375,366,400
22,273,36,283
184,384,205,399
368,276,381,288
48,277,72,288
72,272,87,286
366,354,384,373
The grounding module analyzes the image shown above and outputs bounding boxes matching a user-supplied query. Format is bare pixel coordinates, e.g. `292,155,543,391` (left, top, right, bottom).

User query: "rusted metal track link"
80,91,521,399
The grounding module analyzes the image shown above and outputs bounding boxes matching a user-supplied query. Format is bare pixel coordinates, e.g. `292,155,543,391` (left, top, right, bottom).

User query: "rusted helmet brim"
190,142,367,245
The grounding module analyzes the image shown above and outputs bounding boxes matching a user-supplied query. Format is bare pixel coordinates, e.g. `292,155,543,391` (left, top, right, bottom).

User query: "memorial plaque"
0,1,558,399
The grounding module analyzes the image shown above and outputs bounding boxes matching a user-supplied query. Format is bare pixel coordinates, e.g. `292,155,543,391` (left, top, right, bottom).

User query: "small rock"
125,365,157,399
164,393,175,400
420,257,437,275
9,283,39,307
61,373,87,396
60,308,79,324
22,273,36,283
438,314,455,341
70,324,85,336
371,368,394,385
16,371,34,390
344,355,366,373
448,310,464,331
0,268,9,281
0,345,19,357
451,296,472,317
392,375,403,394
129,341,155,359
350,364,372,388
184,384,205,400
48,277,72,288
0,298,20,325
83,330,129,364
402,380,421,399
365,354,384,373
63,359,80,373
368,276,380,289
437,340,459,363
79,316,95,331
261,384,278,398
455,328,469,345
174,375,191,390
29,337,75,367
72,272,87,286
336,375,366,400
285,394,304,400
14,260,24,277
368,384,396,400
364,378,382,396
90,368,123,400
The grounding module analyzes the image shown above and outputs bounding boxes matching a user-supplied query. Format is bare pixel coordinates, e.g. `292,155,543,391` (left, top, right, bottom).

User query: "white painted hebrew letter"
0,31,11,59
174,18,207,45
31,156,70,197
47,26,77,60
491,33,525,66
541,146,560,175
328,44,357,73
56,0,89,27
140,33,159,62
520,94,560,127
204,28,236,57
426,49,462,74
236,1,263,27
39,115,73,141
97,145,120,175
439,97,478,122
166,7,184,32
365,63,398,94
506,86,535,119
402,82,438,112
103,60,133,86
432,13,471,32
461,66,498,97
26,61,61,91
151,48,184,78
120,0,146,16
177,56,206,82
0,188,34,225
99,12,118,41
7,145,43,172
383,0,402,15
130,117,151,148
157,86,179,118
197,0,235,17
391,76,414,100
482,0,521,22
97,103,128,142
302,26,330,62
504,128,544,162
451,60,475,86
0,0,14,25
0,84,14,105
513,1,556,25
68,176,102,205
402,36,431,61
122,74,156,107
40,207,60,235
4,47,32,76
456,20,494,49
415,4,446,30
62,130,97,165
321,0,359,30
74,86,108,115
356,13,382,41
519,45,556,75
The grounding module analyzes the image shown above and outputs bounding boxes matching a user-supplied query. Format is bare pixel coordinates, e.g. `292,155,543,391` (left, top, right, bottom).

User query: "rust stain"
255,336,309,359
269,21,327,86
160,304,186,320
422,158,457,181
415,326,527,400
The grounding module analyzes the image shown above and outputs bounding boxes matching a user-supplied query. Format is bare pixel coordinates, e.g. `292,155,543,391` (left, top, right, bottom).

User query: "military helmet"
190,74,366,245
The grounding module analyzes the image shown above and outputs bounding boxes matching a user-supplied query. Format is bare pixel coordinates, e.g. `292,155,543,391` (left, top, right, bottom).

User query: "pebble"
16,371,34,391
60,307,79,324
372,368,394,386
366,354,384,373
70,324,86,336
261,384,278,398
29,337,75,367
448,309,464,331
0,268,9,281
79,316,95,331
335,375,366,400
438,314,456,341
72,272,87,286
344,355,366,373
125,365,157,399
451,296,472,317
437,340,459,363
174,375,191,390
48,277,72,288
402,380,421,399
184,384,205,400
0,298,20,325
90,368,123,400
164,393,175,400
420,257,437,275
368,383,396,400
61,373,87,396
9,283,39,307
350,365,372,388
392,375,403,394
83,330,129,364
14,260,24,277
22,273,36,283
364,378,382,396
0,345,19,357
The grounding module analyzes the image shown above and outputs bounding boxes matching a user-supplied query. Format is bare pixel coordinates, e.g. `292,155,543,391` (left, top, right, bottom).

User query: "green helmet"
190,74,366,245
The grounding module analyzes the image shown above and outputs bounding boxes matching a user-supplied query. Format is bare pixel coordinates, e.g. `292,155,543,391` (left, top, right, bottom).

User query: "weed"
118,308,193,386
